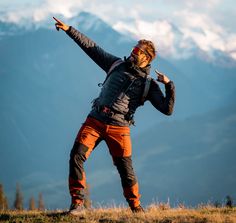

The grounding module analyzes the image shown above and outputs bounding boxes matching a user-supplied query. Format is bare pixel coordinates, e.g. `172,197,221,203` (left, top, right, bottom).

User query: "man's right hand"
53,17,69,32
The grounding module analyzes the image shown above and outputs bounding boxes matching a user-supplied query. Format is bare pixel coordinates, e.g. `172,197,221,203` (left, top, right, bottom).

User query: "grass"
0,205,235,223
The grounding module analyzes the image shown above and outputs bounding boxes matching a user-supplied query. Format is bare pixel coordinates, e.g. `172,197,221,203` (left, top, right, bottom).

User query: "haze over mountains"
0,12,235,209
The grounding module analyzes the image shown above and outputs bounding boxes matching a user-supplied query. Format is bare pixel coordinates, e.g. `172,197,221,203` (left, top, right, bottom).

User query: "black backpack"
103,59,152,105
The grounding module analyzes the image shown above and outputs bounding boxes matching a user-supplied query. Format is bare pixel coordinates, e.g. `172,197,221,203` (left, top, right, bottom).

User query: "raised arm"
147,71,175,115
53,17,120,73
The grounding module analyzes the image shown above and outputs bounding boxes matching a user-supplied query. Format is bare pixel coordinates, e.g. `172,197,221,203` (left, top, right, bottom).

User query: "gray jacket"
66,26,175,126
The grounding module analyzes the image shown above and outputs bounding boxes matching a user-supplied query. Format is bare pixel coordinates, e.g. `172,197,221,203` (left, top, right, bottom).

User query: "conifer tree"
14,183,23,210
4,196,8,210
38,193,45,211
0,184,4,210
29,196,36,210
0,184,8,210
226,195,233,208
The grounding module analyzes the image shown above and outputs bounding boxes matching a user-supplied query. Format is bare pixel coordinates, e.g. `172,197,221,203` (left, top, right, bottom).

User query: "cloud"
113,19,178,58
0,0,235,63
112,6,236,62
161,0,221,10
173,9,236,60
176,11,224,51
226,35,236,60
1,0,82,23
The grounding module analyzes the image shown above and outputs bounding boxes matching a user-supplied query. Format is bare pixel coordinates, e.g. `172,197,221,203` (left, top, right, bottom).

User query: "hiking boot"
68,203,84,216
131,205,145,213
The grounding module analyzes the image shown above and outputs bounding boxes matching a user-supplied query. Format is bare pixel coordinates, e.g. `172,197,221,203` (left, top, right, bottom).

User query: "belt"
97,105,115,118
96,105,135,125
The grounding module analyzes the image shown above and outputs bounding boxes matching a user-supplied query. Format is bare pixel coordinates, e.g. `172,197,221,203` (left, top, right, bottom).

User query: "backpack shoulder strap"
98,59,123,87
140,75,152,105
107,59,123,75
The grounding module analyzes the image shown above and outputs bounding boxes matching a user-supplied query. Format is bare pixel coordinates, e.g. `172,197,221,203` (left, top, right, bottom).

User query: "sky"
0,0,236,62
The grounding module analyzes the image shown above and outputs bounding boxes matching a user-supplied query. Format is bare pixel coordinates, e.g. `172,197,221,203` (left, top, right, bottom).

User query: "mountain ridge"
1,11,235,67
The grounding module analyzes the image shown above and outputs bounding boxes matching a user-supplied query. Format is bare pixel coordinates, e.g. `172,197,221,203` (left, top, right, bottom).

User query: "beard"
126,54,149,68
127,54,141,66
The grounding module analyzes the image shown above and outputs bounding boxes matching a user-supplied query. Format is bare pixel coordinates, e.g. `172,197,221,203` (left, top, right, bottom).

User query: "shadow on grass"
45,211,69,217
0,211,71,222
0,214,10,221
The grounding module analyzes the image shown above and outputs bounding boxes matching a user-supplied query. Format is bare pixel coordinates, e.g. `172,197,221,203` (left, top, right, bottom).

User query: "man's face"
130,44,151,68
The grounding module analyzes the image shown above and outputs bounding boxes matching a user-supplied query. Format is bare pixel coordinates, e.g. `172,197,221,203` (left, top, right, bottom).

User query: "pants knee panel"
69,143,89,180
113,156,137,187
70,143,89,163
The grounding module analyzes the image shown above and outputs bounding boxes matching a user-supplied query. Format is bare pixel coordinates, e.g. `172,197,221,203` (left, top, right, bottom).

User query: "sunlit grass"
0,205,235,223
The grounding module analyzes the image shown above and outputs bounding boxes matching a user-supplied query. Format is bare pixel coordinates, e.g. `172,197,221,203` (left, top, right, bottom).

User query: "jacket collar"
124,57,151,78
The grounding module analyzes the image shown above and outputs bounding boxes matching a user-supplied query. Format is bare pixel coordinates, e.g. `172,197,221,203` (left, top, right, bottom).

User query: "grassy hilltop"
0,205,236,223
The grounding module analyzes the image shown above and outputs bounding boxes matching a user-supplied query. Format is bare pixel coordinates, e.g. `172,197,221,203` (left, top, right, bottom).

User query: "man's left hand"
155,70,170,84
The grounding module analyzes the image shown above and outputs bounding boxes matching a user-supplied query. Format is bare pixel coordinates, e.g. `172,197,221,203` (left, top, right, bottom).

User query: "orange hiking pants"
69,116,141,208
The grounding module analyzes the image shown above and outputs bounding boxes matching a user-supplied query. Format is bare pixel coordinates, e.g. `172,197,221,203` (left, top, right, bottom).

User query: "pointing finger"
53,17,62,24
155,69,164,76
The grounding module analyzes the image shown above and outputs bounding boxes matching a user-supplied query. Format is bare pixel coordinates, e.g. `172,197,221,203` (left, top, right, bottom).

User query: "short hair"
138,39,157,62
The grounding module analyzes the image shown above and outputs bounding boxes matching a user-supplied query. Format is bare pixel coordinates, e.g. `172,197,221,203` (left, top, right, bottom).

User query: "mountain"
90,101,236,207
133,102,236,206
0,11,235,209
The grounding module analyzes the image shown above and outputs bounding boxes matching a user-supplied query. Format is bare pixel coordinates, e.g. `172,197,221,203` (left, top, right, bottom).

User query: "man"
53,17,175,215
